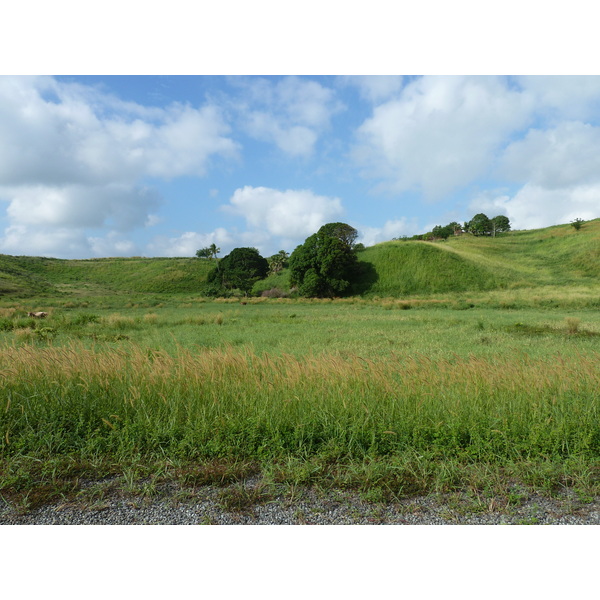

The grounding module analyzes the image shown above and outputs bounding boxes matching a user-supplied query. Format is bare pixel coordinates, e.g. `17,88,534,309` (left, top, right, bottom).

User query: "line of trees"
197,214,512,298
197,222,363,299
395,213,511,241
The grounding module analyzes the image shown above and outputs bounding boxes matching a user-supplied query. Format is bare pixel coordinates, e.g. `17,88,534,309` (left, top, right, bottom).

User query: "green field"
1,221,600,513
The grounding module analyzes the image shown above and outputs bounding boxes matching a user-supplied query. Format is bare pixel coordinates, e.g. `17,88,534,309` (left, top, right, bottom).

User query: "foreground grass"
2,335,599,512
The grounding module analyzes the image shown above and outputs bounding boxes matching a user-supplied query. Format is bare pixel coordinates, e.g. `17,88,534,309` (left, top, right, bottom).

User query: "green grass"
1,219,600,513
2,219,599,300
357,218,600,297
0,255,215,297
1,295,600,512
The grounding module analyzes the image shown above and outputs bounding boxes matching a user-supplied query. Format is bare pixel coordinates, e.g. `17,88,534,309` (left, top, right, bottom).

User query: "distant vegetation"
1,218,599,300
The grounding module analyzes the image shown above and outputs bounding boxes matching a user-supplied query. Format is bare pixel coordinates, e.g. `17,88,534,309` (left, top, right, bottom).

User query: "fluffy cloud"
236,76,343,157
357,218,414,246
0,78,238,187
338,75,404,103
148,185,347,258
225,186,344,241
146,228,234,257
0,76,239,257
498,121,600,189
1,184,161,230
470,184,600,231
353,76,533,199
516,76,600,122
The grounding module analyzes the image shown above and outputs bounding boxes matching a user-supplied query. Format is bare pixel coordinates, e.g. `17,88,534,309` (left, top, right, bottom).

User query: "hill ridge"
1,219,598,298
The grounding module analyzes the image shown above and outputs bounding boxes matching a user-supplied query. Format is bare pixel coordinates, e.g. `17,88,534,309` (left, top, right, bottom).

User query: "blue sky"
1,74,600,259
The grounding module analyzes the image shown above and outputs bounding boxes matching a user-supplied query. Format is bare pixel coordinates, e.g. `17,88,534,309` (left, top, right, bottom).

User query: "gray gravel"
2,477,599,524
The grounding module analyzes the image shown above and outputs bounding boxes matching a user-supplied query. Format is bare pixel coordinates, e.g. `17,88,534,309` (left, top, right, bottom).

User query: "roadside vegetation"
1,219,599,515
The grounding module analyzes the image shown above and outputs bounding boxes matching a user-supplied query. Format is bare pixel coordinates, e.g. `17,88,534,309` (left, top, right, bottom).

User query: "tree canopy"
289,222,360,297
491,215,511,236
196,244,220,260
205,247,268,295
466,213,493,236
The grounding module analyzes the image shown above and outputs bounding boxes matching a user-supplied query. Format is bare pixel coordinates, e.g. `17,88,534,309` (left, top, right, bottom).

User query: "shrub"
261,288,288,298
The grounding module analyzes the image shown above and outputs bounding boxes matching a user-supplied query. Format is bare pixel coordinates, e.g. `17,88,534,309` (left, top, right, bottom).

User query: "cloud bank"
0,76,238,257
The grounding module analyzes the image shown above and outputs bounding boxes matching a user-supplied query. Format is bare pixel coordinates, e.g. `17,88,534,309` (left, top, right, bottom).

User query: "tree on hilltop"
571,218,585,231
491,215,511,237
196,244,220,260
466,213,492,236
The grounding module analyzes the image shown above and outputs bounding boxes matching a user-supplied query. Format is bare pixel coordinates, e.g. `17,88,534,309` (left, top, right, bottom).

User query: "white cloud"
236,76,343,157
516,76,600,122
353,75,533,199
88,231,137,257
339,75,404,103
1,184,161,231
0,76,240,258
225,186,344,240
470,184,600,230
358,218,414,246
0,77,239,186
498,121,600,189
146,228,234,257
0,224,91,257
144,186,345,258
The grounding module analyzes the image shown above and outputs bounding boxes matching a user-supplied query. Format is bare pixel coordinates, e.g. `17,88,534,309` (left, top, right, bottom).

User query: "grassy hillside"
356,242,507,296
0,255,215,297
358,218,600,297
1,219,598,299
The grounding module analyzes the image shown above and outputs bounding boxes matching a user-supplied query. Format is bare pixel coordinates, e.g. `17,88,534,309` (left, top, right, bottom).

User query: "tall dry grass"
1,342,599,461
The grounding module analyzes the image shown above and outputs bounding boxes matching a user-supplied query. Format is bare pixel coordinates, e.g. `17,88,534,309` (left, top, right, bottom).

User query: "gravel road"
2,479,599,524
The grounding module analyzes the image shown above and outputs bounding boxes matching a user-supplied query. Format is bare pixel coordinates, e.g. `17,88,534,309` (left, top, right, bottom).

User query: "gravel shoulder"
2,479,599,525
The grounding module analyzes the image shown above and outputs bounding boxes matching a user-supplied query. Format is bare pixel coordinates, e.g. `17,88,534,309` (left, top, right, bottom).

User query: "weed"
564,317,580,334
217,484,273,513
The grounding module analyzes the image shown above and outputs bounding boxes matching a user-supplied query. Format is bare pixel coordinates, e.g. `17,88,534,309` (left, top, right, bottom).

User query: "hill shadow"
350,260,379,295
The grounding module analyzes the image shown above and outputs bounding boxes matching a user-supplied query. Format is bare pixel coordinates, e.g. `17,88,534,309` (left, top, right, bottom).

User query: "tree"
466,213,492,236
289,222,359,297
571,218,585,231
432,224,453,240
196,244,220,260
491,215,511,237
206,247,268,296
448,222,462,235
267,250,289,275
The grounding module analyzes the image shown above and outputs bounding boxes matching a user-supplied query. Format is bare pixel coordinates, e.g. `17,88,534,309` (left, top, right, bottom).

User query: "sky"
1,4,599,260
1,74,600,260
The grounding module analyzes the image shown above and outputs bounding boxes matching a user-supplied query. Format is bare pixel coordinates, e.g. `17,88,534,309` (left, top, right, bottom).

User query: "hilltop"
0,219,598,298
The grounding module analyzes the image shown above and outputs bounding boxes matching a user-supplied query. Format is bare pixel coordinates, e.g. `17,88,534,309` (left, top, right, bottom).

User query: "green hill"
1,219,598,299
358,219,600,296
0,255,215,297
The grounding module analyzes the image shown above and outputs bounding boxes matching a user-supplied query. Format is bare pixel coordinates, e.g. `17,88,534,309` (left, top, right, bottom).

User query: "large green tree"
491,215,511,236
289,222,360,297
466,213,492,236
267,250,290,275
206,247,268,295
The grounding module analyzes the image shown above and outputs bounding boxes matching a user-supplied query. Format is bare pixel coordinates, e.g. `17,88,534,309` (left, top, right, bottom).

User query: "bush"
260,288,288,298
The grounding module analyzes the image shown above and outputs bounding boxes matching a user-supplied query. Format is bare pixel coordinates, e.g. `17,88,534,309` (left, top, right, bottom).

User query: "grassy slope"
1,219,598,298
0,255,215,296
358,218,600,296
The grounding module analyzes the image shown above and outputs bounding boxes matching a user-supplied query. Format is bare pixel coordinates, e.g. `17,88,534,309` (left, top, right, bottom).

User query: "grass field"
2,288,600,512
1,220,599,513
